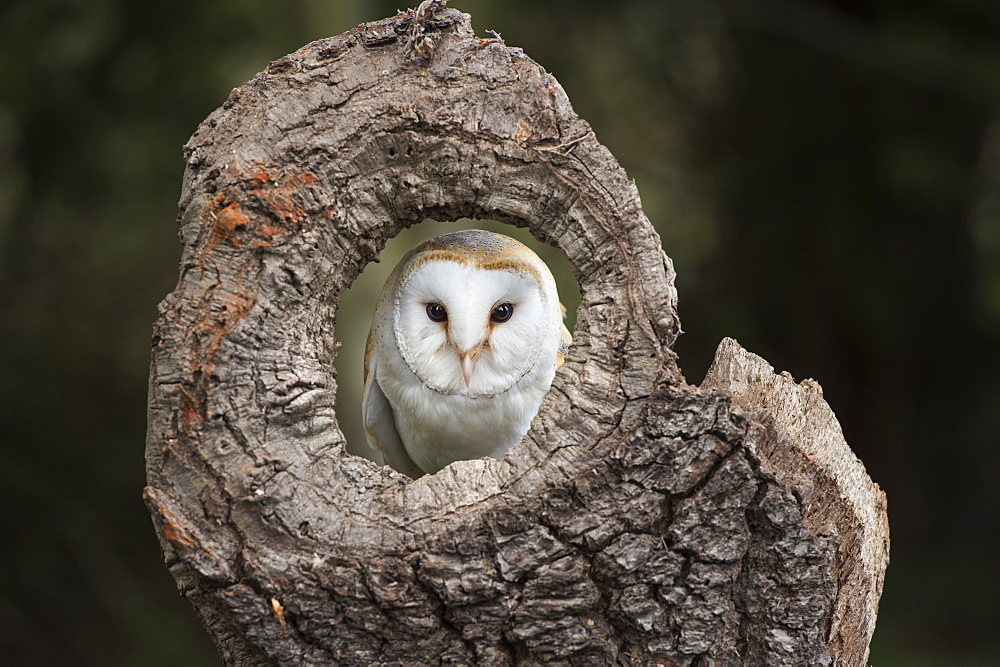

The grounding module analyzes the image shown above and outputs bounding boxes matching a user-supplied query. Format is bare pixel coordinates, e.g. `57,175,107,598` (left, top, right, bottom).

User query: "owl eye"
490,303,514,323
426,302,448,322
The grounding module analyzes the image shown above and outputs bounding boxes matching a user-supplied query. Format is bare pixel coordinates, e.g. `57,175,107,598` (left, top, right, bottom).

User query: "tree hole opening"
333,218,581,467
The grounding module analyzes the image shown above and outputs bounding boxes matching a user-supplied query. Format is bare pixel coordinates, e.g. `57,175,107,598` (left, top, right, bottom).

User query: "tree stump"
145,4,889,664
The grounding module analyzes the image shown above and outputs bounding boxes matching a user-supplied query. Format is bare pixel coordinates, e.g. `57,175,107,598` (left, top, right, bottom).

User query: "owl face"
393,254,553,398
364,229,572,476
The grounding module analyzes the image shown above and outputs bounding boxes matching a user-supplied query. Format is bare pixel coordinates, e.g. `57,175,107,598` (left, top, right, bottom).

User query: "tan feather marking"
475,257,542,284
403,249,472,271
399,249,543,287
398,232,550,288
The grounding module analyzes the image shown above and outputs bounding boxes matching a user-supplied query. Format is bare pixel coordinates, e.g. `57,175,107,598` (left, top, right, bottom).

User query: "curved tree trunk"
145,4,889,664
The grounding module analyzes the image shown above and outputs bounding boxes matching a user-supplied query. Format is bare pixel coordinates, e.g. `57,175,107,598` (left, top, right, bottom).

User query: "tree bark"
145,4,888,664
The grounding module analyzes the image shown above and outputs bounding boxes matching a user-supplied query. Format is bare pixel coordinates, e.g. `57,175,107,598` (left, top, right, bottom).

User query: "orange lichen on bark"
143,486,197,553
161,517,197,552
180,162,320,431
180,289,255,431
201,164,319,251
180,384,204,429
247,166,272,189
143,487,229,582
211,202,250,248
250,168,317,229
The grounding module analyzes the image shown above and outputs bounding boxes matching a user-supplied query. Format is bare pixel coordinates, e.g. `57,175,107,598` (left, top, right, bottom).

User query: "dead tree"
145,4,889,664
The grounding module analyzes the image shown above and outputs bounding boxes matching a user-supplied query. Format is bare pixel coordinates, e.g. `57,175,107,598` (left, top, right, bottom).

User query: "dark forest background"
2,0,998,663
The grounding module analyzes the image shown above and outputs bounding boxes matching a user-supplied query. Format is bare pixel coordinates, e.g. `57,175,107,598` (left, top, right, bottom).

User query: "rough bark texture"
701,338,890,666
145,5,888,664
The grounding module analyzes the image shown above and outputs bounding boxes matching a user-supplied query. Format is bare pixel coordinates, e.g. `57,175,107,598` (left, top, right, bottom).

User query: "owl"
362,229,571,477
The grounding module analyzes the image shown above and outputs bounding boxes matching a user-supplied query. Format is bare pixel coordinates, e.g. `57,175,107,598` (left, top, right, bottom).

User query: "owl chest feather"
384,363,553,474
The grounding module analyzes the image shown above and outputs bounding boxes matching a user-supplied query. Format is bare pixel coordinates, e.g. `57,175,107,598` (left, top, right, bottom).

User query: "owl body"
363,230,570,477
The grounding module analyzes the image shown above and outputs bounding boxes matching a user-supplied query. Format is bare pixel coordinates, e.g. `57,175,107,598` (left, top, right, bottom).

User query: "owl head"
388,230,564,398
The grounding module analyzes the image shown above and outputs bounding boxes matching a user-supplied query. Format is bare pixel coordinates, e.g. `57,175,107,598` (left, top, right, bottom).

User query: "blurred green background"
2,0,998,663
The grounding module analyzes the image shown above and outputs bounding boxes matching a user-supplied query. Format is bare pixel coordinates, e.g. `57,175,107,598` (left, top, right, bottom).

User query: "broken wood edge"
701,337,890,665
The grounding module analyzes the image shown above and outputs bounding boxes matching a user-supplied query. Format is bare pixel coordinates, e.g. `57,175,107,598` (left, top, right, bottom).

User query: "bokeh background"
2,0,998,663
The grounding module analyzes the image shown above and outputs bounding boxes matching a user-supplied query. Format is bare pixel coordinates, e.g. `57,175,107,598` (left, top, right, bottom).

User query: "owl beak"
459,350,479,386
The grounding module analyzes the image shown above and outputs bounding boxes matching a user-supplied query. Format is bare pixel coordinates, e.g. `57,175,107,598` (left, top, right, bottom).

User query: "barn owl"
362,229,571,477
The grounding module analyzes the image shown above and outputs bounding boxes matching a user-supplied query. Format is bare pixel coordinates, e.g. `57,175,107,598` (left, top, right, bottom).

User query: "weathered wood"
702,338,890,666
145,4,888,664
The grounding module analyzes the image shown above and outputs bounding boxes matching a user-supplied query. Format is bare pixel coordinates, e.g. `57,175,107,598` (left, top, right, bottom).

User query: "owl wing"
556,302,572,368
363,330,425,478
